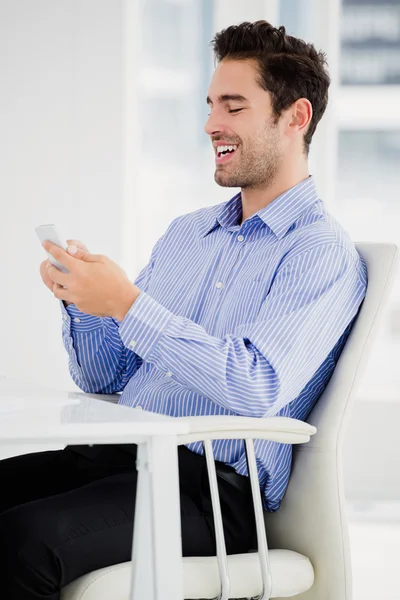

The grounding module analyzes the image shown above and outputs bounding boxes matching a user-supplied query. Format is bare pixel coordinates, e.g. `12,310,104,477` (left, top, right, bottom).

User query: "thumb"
67,246,102,262
67,245,88,260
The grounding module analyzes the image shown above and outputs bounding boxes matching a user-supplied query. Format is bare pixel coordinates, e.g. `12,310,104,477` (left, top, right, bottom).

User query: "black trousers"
0,444,256,600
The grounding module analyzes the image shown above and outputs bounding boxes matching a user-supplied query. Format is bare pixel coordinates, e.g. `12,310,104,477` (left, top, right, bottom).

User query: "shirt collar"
200,176,319,240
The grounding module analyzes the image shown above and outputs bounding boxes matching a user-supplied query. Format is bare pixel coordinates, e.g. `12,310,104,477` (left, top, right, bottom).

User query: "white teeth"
216,144,238,154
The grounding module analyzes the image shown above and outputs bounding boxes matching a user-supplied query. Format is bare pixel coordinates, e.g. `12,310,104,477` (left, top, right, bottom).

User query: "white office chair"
62,242,399,600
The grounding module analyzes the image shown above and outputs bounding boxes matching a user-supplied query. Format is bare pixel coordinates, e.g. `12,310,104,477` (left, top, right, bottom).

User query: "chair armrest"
78,393,316,444
177,415,316,445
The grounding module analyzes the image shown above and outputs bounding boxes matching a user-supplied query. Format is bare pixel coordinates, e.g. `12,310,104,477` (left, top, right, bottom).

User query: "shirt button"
136,405,143,410
216,282,224,289
166,371,173,377
237,235,244,242
129,339,137,348
74,317,81,323
63,314,68,321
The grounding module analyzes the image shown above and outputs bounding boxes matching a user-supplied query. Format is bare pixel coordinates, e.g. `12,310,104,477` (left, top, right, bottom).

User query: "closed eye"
229,108,244,114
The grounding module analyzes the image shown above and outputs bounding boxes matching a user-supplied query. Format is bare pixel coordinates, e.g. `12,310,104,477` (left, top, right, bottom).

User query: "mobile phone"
35,224,69,273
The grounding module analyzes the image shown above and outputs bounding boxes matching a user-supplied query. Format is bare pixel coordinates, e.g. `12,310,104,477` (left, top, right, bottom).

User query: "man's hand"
41,241,141,321
40,240,89,307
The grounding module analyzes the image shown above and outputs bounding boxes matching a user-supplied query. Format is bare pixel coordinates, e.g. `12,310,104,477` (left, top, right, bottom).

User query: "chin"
214,171,241,188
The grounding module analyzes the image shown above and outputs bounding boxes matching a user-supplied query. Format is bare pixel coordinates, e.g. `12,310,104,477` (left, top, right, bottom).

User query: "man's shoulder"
283,202,362,266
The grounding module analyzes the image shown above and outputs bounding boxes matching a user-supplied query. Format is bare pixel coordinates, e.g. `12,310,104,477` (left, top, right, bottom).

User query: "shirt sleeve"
61,234,164,394
118,244,367,417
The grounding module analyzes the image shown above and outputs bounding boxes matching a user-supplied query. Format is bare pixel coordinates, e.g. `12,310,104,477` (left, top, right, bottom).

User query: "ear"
287,98,313,138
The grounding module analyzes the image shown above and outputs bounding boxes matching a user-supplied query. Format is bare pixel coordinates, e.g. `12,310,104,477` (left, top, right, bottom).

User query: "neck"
240,160,309,224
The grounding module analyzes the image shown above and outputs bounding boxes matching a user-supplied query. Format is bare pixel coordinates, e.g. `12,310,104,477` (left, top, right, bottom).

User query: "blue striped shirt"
62,176,367,511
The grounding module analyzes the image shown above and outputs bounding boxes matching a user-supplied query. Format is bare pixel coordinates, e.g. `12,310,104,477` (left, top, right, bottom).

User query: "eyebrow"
206,94,249,105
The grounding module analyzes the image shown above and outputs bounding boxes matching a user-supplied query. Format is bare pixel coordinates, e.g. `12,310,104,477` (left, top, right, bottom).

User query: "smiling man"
0,21,367,599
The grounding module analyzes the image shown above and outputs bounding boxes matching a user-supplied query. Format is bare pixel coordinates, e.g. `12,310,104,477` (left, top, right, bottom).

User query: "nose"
204,111,224,137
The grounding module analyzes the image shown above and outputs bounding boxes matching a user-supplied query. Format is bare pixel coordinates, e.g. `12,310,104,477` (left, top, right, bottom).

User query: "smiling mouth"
215,144,239,164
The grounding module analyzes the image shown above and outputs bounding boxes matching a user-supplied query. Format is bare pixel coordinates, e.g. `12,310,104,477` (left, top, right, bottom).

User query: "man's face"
205,58,283,189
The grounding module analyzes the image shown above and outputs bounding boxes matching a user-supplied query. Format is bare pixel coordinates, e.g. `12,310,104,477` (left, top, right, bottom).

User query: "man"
0,21,367,599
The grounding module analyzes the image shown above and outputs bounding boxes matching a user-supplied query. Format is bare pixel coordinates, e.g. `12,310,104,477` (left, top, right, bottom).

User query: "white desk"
0,377,190,600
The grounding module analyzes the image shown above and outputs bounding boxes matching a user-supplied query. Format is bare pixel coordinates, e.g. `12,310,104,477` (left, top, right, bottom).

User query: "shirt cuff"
118,291,175,360
60,301,103,332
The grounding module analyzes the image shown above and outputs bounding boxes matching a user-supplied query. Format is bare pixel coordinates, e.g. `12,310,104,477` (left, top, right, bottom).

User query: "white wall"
0,0,124,390
0,0,285,391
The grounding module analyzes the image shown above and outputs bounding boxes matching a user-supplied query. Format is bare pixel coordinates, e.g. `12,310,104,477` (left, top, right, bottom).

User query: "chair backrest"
264,243,399,600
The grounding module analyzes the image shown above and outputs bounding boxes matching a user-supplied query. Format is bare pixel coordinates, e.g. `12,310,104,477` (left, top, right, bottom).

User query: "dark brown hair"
211,21,330,154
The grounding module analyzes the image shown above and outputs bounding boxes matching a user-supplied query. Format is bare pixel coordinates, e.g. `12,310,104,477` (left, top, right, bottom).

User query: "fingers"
40,258,71,300
40,260,54,291
40,259,69,292
40,259,48,280
66,239,89,253
52,282,72,302
46,263,69,287
42,241,75,270
66,246,104,263
66,246,88,260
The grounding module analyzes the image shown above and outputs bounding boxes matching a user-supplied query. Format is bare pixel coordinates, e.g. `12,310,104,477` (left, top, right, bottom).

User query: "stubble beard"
214,124,282,191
